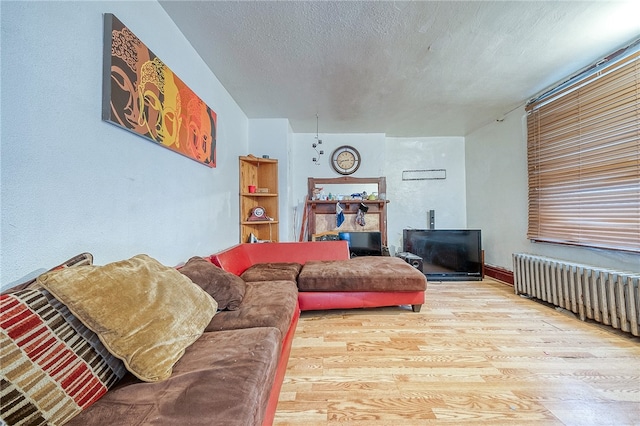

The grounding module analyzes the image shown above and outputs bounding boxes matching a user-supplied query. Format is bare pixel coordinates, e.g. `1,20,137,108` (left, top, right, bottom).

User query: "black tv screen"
403,229,482,281
339,231,382,256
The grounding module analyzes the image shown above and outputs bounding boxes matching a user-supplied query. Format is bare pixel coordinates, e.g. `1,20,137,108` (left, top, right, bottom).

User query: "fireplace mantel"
306,177,388,245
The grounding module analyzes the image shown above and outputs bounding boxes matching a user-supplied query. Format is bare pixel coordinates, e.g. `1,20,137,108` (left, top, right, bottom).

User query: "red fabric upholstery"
210,245,254,276
262,302,300,426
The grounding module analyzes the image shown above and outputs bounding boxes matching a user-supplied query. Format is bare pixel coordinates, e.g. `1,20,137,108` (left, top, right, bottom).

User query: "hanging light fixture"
312,114,324,165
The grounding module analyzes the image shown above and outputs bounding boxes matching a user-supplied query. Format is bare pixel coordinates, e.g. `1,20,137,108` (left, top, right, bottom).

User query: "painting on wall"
102,13,216,167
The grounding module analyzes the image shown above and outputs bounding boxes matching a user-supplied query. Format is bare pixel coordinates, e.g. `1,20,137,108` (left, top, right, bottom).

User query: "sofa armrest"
211,244,253,276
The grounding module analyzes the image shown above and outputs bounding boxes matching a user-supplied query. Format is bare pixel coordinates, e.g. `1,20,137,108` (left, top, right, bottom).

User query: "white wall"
1,1,249,287
291,133,387,193
248,118,294,241
466,106,640,273
385,137,467,255
290,133,467,254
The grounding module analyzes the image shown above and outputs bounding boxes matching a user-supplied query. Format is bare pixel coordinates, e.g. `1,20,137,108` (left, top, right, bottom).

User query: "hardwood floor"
274,279,640,425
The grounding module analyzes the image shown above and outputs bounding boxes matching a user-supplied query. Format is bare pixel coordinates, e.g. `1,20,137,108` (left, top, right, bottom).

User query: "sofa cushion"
205,280,298,337
298,256,428,292
179,256,246,310
240,262,302,282
65,327,282,426
37,254,218,382
0,287,127,426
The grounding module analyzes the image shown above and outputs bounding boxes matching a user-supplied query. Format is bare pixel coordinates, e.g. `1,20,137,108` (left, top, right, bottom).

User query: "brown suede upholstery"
240,262,302,282
5,246,426,426
67,327,281,426
179,256,246,310
205,280,298,338
298,256,427,292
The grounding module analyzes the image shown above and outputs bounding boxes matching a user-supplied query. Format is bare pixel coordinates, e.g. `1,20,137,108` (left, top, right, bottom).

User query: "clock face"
248,206,267,221
253,207,265,217
331,145,361,175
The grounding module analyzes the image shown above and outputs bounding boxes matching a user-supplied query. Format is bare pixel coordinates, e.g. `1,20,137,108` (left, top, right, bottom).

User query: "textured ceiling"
159,1,640,137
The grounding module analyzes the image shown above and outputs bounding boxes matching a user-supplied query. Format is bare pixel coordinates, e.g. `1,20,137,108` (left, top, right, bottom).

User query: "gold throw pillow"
37,254,217,382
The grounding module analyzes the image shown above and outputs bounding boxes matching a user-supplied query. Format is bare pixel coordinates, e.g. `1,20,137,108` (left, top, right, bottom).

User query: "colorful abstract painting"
102,14,216,167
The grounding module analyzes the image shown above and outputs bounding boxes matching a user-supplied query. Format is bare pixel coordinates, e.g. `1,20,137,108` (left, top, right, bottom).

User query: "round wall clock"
331,145,361,175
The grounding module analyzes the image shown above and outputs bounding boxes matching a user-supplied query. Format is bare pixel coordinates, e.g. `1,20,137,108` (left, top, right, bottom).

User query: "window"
526,42,639,253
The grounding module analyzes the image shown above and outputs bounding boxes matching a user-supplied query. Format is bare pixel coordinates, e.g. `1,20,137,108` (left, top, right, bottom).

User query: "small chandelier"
312,114,324,165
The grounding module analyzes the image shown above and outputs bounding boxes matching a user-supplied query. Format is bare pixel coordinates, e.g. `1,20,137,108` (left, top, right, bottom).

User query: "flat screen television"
403,229,482,281
339,231,383,257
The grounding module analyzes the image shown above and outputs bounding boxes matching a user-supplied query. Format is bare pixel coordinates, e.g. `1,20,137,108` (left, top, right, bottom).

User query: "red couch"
211,241,426,313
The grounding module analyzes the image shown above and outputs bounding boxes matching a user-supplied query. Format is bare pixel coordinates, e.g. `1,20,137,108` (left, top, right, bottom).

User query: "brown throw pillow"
179,256,246,310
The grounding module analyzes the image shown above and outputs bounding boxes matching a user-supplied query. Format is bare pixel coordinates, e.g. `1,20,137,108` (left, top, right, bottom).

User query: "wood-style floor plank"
274,279,640,425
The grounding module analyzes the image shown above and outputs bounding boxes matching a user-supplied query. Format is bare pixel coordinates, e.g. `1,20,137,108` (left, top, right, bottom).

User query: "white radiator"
513,253,640,337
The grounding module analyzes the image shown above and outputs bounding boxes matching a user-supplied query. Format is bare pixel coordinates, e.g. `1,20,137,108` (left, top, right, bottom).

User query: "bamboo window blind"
525,46,639,253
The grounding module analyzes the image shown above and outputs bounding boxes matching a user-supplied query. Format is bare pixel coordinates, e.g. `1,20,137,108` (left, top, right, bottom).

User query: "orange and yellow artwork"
102,14,216,167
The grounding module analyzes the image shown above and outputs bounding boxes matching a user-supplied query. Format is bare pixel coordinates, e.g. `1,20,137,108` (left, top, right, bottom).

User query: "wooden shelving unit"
239,156,279,243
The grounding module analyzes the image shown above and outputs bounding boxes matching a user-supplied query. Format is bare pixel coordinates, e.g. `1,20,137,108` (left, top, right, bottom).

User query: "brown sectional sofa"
1,242,427,426
213,241,427,313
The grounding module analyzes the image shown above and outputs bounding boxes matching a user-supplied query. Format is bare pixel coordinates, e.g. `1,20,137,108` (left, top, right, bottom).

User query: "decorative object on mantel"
312,187,324,200
102,14,216,167
355,203,368,226
336,203,345,227
402,169,446,180
312,114,324,165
